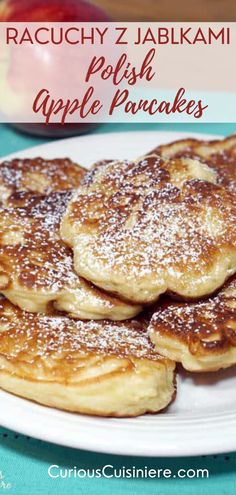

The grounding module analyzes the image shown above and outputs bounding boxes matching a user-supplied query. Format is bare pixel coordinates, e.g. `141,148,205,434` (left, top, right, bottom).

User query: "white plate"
1,130,236,457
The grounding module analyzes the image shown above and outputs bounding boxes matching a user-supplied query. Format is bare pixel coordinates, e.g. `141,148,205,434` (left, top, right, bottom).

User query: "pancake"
147,134,236,194
0,296,175,417
0,191,141,320
60,155,236,304
149,275,236,372
0,157,86,205
92,159,115,169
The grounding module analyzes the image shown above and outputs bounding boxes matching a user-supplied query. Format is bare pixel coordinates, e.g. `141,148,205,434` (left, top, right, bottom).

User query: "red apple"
0,0,110,23
0,0,111,137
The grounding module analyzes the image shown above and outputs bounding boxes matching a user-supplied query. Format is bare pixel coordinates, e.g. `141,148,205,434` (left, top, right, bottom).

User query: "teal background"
0,122,236,494
1,123,236,156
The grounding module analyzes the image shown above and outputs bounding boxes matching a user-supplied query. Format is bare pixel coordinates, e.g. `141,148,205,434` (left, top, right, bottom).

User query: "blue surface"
0,122,236,494
1,123,236,156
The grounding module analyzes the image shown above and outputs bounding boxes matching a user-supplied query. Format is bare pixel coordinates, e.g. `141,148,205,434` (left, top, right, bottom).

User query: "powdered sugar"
63,155,236,302
0,297,160,361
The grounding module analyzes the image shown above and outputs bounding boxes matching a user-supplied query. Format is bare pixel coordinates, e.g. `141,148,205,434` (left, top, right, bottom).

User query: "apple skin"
13,123,100,138
0,0,110,22
0,0,110,137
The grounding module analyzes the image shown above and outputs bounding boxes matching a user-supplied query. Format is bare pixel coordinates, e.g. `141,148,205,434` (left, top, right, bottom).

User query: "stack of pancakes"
0,136,235,417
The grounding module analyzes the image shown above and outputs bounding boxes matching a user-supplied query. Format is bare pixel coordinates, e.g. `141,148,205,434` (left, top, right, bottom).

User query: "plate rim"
1,130,224,164
1,388,236,457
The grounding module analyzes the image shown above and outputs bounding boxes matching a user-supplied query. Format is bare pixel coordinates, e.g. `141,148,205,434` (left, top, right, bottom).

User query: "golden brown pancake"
147,134,236,194
0,296,175,417
149,275,236,372
92,159,115,169
0,157,86,204
61,155,236,304
0,191,141,320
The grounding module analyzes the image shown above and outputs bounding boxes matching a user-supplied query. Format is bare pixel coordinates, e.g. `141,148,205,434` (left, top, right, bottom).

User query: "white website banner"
0,22,235,123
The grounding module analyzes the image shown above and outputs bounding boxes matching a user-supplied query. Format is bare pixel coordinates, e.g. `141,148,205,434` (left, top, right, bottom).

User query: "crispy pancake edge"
0,297,176,417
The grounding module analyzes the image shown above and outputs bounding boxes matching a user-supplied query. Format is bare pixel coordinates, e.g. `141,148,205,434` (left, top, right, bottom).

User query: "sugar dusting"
151,135,236,195
0,296,160,361
67,155,236,297
150,276,236,351
0,157,85,201
0,192,79,290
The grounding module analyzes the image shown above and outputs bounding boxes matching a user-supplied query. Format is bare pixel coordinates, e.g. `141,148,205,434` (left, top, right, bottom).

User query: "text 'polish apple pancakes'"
0,157,86,205
0,297,175,417
148,134,236,194
61,156,236,304
149,275,236,372
0,191,141,320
